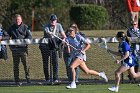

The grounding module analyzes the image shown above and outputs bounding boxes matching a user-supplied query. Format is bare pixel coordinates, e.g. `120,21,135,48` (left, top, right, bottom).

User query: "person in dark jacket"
0,24,9,61
7,14,32,86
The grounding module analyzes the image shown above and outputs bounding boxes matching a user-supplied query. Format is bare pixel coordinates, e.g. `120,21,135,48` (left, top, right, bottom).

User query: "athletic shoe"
66,82,76,89
138,84,140,86
108,86,119,92
15,82,22,86
99,72,108,82
76,80,79,83
54,80,59,83
45,80,50,84
54,80,61,83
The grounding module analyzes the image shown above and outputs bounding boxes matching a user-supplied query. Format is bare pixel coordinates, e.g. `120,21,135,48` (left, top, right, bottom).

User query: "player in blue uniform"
108,31,140,92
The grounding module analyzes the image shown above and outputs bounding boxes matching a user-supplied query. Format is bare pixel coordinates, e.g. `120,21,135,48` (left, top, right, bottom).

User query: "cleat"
108,86,119,92
100,72,108,82
66,83,76,89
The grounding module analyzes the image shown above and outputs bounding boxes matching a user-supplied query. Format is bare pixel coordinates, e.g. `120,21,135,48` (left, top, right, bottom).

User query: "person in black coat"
7,14,32,86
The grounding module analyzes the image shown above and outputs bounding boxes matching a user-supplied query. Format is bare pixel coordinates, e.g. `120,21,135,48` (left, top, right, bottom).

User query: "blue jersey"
118,41,135,67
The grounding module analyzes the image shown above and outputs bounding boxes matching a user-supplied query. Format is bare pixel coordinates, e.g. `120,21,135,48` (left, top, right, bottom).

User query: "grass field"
0,84,140,93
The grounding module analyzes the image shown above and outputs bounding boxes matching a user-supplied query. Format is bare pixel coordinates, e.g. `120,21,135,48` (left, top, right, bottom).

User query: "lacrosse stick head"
99,38,107,49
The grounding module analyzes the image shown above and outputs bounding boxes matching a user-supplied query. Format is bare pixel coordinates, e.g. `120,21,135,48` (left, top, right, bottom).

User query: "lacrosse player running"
108,31,140,92
65,26,108,89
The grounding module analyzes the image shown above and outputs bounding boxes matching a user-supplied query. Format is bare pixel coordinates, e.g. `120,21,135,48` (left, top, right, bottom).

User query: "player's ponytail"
125,35,131,45
116,31,131,45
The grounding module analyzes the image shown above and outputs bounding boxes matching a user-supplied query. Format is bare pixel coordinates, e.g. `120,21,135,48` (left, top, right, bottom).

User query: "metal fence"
0,37,139,86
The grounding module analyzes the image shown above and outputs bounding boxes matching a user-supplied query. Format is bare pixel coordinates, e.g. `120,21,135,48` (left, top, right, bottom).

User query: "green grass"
0,84,139,93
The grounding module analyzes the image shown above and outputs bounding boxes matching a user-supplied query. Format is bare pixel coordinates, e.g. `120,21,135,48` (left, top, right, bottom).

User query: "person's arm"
26,29,32,39
82,42,91,53
64,38,71,54
61,31,66,39
107,49,122,56
79,35,91,53
7,26,12,39
58,23,66,39
116,51,130,64
2,31,10,40
120,51,130,61
25,25,32,39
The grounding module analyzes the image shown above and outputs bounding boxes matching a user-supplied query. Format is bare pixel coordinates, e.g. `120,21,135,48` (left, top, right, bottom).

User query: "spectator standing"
127,21,140,83
39,14,66,83
126,0,140,23
7,14,32,86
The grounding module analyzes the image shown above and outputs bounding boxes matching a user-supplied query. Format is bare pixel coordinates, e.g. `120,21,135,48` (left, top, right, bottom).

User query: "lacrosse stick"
47,31,86,55
99,38,116,60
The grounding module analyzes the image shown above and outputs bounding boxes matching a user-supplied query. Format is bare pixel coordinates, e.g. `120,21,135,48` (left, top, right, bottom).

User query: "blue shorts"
122,56,135,68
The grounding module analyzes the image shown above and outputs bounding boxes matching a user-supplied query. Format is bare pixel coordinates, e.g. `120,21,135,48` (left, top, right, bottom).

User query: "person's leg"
70,58,83,82
128,55,140,83
12,52,20,84
21,52,30,83
66,58,82,89
66,58,108,89
71,58,108,81
108,65,129,92
75,67,79,82
131,12,135,22
79,62,99,75
70,58,79,82
63,53,72,81
127,71,133,83
52,49,58,81
134,64,139,82
39,46,50,81
134,12,139,23
128,12,133,26
115,66,128,86
79,61,108,82
129,66,140,78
